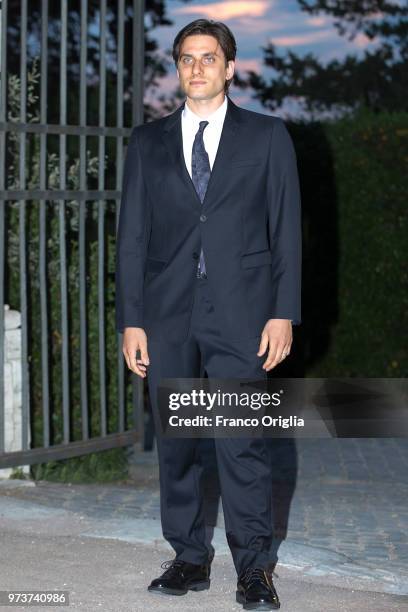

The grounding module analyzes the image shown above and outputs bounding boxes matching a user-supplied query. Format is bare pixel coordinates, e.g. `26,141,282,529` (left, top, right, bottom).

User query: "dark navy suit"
116,97,301,340
115,97,302,574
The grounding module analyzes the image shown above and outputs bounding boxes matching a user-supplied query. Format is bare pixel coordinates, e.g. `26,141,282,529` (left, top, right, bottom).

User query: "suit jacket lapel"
202,97,240,207
161,96,242,208
162,104,202,206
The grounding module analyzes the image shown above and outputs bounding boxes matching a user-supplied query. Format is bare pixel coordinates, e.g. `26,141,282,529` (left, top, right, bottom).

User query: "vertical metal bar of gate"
0,0,7,453
39,0,50,447
79,0,89,440
0,0,145,464
116,0,126,433
132,0,145,126
19,0,30,450
116,0,124,431
98,0,107,436
59,0,70,443
117,0,145,438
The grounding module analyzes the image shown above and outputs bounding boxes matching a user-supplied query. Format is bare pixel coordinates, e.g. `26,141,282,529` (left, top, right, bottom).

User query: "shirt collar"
182,96,228,127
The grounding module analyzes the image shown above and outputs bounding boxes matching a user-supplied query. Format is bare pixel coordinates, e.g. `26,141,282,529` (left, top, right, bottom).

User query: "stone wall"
1,305,30,478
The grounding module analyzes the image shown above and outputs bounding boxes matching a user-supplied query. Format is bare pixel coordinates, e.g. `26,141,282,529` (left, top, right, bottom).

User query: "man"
116,19,301,611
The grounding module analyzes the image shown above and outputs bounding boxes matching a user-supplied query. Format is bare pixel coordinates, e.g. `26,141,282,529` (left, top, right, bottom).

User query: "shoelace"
160,559,186,576
240,567,270,589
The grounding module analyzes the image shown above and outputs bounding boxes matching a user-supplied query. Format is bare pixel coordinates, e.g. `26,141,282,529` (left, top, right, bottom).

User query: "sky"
148,0,379,117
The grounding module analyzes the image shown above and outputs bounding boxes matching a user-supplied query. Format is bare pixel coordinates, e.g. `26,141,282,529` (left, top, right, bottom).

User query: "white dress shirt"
181,96,228,177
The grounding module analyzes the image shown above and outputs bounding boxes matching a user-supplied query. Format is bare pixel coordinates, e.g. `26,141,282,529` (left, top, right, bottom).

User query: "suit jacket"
115,97,302,344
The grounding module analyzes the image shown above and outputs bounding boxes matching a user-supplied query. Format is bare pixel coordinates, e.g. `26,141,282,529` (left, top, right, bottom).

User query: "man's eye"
180,56,215,66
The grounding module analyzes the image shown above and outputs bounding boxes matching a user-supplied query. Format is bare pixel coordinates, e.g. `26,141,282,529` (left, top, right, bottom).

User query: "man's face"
176,34,235,101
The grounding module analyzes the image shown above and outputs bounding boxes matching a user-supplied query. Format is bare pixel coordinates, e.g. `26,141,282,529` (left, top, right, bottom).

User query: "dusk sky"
148,0,379,117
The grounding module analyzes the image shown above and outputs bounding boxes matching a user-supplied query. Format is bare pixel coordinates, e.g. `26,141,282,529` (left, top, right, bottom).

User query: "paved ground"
0,438,408,611
1,529,407,612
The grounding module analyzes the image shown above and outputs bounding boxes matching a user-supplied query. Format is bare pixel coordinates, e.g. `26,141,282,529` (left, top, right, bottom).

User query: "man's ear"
226,60,235,81
176,68,180,80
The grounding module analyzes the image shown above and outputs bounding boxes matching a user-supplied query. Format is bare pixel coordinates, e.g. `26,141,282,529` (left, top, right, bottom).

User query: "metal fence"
0,0,145,468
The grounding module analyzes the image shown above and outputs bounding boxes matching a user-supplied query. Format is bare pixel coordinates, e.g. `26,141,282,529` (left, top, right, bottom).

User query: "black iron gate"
0,0,145,468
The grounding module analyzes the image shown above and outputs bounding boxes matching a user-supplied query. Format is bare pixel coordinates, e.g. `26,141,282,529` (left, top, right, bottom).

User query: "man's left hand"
257,319,292,371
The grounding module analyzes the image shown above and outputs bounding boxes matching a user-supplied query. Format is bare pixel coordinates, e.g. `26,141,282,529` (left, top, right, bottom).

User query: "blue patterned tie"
192,121,210,276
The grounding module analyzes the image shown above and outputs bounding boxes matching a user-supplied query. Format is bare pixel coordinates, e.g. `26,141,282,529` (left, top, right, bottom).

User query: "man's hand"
123,327,150,378
257,319,292,371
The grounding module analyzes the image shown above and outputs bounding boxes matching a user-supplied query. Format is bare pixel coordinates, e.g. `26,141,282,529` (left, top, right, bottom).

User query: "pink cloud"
232,16,286,35
306,16,329,27
271,30,333,46
353,32,373,48
173,1,270,21
235,58,262,72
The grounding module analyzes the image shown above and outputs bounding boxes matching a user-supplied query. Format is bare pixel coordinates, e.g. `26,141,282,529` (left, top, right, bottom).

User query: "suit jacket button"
200,214,207,222
192,252,199,259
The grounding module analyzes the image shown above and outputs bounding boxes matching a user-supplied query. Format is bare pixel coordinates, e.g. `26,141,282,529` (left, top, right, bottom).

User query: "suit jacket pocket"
241,249,272,269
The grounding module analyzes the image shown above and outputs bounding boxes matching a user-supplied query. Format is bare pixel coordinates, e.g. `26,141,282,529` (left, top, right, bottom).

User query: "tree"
298,1,408,54
6,0,192,123
237,0,408,116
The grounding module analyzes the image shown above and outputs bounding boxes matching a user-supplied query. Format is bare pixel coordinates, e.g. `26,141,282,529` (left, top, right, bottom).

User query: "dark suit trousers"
146,277,273,575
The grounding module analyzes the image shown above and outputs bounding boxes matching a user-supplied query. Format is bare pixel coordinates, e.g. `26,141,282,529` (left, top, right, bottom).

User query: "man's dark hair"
172,19,237,93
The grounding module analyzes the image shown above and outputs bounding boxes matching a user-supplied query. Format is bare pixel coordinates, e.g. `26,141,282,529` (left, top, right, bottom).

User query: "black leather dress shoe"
236,567,280,610
148,559,211,596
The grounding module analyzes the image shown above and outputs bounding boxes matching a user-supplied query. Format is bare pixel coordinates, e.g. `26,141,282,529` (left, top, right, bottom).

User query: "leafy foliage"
238,0,408,116
6,0,193,123
32,448,128,483
298,0,408,51
293,111,408,376
6,62,133,481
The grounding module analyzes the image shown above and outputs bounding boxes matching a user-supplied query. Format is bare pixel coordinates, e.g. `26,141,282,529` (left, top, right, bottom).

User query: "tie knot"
199,120,209,133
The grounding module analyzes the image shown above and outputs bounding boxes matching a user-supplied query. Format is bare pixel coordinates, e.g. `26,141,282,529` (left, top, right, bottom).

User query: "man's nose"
191,59,203,75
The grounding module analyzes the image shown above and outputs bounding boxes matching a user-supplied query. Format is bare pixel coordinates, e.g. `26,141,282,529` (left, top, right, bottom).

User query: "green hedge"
291,110,407,376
